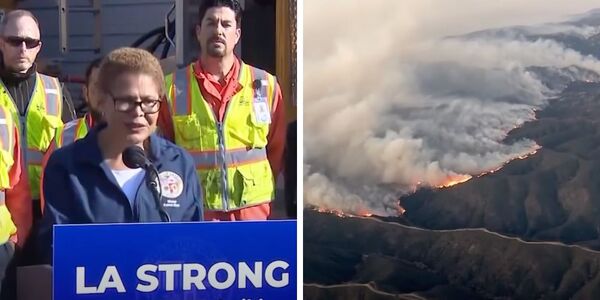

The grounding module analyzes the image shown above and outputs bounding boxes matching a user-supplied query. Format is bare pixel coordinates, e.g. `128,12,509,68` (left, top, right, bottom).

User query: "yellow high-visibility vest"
1,73,63,199
0,93,18,244
165,63,276,211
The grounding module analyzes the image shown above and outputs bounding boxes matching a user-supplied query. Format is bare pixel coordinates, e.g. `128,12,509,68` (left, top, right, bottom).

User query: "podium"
18,220,296,300
17,265,52,300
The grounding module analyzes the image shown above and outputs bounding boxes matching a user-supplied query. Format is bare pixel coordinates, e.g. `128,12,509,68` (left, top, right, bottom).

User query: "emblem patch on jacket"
159,171,184,202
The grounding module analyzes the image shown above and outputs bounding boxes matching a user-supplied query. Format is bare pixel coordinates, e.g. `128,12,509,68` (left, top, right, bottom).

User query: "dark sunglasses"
3,36,41,49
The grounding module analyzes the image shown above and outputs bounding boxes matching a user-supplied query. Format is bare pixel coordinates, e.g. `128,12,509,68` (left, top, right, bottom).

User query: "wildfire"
517,149,538,159
477,165,503,177
478,147,540,178
396,203,406,215
314,206,377,218
435,146,541,188
316,207,348,218
356,210,373,217
437,174,473,188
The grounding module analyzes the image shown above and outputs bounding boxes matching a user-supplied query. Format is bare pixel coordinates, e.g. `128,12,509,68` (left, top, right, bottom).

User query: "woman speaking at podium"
37,47,204,263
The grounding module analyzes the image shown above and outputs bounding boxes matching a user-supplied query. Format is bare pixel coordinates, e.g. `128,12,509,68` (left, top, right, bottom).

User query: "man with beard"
40,58,103,214
159,0,286,220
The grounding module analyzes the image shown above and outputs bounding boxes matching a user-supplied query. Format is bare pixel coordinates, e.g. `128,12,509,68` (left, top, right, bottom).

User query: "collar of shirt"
85,113,95,128
193,57,242,99
0,63,37,86
194,57,239,84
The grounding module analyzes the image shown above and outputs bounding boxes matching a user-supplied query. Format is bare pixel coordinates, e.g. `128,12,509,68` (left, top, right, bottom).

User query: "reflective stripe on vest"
56,117,89,148
61,119,80,146
0,101,15,190
0,105,11,154
190,147,268,169
26,149,43,165
38,75,61,118
167,63,275,211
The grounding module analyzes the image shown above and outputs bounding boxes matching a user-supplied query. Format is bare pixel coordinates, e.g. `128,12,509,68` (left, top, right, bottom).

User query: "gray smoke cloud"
304,1,600,216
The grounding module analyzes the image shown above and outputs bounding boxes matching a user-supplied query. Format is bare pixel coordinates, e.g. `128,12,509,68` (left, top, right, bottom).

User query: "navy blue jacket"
37,125,203,263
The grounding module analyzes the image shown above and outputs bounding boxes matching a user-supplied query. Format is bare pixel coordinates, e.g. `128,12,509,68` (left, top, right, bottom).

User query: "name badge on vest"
253,79,272,125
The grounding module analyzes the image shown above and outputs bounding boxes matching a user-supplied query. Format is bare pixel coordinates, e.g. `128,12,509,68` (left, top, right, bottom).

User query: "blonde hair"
98,47,165,96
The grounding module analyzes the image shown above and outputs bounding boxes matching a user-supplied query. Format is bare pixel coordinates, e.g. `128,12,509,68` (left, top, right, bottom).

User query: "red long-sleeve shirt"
5,127,32,247
158,58,286,220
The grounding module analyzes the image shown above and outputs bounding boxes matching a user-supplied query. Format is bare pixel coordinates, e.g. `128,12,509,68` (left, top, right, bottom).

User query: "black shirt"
0,63,76,122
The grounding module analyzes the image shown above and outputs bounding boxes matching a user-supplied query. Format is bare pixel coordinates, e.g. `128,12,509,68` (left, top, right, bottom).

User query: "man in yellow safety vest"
0,10,76,222
0,92,29,299
159,0,286,221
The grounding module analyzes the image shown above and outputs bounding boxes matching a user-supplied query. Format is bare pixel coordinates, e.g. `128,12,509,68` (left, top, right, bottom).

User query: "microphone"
122,146,171,222
122,146,151,169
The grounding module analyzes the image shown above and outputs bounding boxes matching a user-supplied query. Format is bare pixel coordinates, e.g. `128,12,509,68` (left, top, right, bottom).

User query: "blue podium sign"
53,220,296,300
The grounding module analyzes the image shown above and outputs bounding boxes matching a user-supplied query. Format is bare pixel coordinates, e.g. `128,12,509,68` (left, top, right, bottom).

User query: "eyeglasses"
110,94,162,114
3,36,41,49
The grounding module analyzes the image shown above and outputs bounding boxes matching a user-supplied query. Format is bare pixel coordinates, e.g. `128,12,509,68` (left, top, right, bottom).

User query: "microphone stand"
145,165,171,222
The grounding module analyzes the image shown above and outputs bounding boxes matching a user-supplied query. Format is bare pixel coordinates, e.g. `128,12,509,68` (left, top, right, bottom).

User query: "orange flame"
356,209,373,217
517,149,538,159
478,147,540,178
314,206,378,218
316,207,348,218
396,203,406,215
437,174,473,188
434,146,540,189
